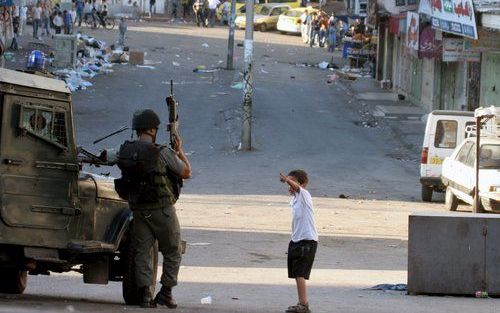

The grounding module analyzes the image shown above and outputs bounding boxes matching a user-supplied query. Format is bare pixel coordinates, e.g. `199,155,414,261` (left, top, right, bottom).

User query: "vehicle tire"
474,194,485,213
445,187,458,211
421,185,433,202
279,31,286,34
122,235,159,305
259,23,267,32
0,269,27,294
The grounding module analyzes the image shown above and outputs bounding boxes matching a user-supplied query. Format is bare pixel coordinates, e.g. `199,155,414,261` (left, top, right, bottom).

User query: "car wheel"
260,24,267,32
279,31,286,34
473,194,485,213
445,187,458,211
0,269,27,294
421,184,433,202
122,233,159,305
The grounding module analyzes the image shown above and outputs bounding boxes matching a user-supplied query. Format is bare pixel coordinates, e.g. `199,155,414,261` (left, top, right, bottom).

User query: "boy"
53,11,63,34
280,170,318,313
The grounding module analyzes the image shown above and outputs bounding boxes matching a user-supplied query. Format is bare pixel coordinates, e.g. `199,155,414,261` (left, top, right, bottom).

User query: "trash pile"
51,34,129,91
336,61,374,80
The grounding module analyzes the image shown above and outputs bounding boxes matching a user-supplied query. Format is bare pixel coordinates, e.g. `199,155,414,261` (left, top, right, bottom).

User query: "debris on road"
200,296,212,304
231,82,244,89
136,65,155,70
366,284,407,291
172,61,180,66
338,194,349,199
202,43,210,48
188,242,212,246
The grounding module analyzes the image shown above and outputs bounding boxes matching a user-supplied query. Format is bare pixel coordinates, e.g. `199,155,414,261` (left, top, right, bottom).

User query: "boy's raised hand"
280,173,287,183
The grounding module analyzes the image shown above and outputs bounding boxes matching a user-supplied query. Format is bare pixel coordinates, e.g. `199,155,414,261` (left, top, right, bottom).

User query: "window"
286,10,302,17
19,104,68,149
260,6,270,15
456,142,473,164
464,143,476,167
480,144,500,169
465,121,475,138
434,120,458,148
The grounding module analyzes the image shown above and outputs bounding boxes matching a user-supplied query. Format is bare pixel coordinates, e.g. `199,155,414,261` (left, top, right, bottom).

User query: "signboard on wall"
428,0,478,39
406,12,419,54
443,38,480,62
419,25,442,58
0,0,13,5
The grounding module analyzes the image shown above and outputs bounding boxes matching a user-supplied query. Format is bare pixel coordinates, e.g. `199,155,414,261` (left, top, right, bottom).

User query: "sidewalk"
337,77,426,160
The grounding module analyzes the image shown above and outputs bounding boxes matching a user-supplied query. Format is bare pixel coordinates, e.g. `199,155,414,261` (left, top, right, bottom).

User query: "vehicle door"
428,119,459,177
0,94,79,247
269,7,284,24
463,142,477,195
448,141,475,198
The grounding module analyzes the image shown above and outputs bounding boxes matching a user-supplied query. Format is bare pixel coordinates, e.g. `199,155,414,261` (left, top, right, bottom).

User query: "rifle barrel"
93,126,130,144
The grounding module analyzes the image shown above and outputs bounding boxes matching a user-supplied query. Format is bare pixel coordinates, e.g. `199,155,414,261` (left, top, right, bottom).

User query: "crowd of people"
299,9,360,52
9,0,110,45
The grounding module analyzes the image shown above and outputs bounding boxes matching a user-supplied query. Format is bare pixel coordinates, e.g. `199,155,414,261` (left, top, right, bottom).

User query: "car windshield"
286,10,302,17
480,144,500,169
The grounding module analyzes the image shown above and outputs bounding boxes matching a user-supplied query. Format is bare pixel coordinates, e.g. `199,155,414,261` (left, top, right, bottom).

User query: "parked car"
277,7,306,34
216,0,248,22
420,110,474,202
441,137,500,212
235,3,291,31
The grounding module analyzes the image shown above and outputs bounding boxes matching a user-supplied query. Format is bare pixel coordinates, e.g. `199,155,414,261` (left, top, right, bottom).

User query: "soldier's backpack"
115,140,173,207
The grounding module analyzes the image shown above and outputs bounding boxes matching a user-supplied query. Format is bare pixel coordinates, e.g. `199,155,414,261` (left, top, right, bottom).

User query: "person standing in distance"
109,109,192,308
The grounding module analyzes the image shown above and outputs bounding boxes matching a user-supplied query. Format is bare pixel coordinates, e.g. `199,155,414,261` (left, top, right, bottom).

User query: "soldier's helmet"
132,109,161,130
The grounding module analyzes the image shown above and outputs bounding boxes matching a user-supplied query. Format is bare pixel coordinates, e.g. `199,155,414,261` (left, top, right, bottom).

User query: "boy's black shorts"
287,240,318,280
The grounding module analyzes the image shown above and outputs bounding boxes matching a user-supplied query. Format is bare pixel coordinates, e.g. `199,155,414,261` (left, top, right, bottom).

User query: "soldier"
110,109,192,308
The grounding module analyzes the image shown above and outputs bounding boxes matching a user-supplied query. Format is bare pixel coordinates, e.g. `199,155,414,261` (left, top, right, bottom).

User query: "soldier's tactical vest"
115,140,176,210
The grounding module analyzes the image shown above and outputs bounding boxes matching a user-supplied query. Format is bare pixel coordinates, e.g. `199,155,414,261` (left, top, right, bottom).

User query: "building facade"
372,0,500,112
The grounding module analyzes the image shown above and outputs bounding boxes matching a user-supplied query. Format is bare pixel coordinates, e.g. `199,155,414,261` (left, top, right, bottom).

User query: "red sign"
419,25,442,58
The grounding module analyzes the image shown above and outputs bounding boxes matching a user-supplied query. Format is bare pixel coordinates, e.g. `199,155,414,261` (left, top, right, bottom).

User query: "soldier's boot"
139,286,156,308
154,286,177,309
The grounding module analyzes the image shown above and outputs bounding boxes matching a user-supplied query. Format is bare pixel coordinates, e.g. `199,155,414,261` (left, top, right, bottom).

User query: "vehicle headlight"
489,186,500,192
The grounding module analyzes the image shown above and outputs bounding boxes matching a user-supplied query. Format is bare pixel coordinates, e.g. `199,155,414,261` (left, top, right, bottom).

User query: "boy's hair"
288,170,308,185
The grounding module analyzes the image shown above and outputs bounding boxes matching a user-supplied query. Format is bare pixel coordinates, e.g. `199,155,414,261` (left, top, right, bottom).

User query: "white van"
420,110,475,202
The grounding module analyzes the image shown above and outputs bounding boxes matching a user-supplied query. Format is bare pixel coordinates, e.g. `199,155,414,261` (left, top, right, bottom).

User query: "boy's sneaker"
286,302,311,313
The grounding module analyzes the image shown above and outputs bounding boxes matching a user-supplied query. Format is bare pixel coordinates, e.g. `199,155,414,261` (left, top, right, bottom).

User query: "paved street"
67,22,421,201
1,21,495,312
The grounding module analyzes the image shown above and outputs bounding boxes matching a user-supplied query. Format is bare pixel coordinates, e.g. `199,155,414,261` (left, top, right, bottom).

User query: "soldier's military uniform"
113,109,187,308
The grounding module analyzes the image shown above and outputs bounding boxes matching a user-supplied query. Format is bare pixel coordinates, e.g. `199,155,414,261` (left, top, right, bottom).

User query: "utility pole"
241,0,254,150
226,0,237,70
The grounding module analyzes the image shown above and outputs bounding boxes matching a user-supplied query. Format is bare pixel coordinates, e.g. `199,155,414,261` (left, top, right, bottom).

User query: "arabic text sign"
428,0,478,39
442,38,480,62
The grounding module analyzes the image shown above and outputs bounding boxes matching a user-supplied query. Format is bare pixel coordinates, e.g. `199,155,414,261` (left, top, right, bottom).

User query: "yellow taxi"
235,3,291,31
277,7,322,35
217,0,301,22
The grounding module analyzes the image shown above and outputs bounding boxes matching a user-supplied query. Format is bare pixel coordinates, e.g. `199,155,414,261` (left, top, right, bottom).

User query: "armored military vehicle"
0,68,157,304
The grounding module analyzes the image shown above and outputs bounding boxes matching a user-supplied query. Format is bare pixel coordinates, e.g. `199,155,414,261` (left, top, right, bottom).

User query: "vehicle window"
20,105,68,148
286,10,302,17
456,142,473,164
434,120,457,148
480,144,500,169
465,121,475,138
260,6,270,15
465,143,476,167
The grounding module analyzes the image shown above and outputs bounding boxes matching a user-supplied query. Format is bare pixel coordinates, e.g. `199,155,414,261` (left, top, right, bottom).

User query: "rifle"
165,80,183,199
166,80,179,149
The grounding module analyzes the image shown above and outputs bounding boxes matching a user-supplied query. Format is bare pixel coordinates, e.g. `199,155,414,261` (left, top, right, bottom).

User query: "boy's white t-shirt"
290,187,318,243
